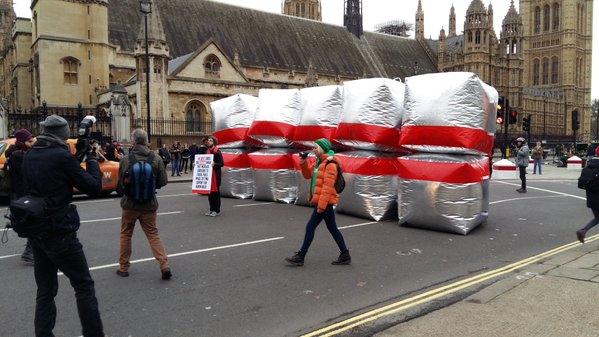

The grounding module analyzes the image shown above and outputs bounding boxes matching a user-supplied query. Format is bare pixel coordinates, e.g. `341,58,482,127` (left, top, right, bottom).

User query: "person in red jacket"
285,138,350,266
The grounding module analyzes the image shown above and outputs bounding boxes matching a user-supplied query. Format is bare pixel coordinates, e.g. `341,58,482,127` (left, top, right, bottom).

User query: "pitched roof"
108,0,437,78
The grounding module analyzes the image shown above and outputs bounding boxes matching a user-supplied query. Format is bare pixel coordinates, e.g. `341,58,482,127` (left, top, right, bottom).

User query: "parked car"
0,138,120,197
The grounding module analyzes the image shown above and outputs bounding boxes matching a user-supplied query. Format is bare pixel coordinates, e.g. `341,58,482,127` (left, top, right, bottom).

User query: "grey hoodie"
516,144,530,167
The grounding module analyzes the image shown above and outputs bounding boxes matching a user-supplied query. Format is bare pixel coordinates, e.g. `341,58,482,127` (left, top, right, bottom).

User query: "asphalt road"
0,177,590,337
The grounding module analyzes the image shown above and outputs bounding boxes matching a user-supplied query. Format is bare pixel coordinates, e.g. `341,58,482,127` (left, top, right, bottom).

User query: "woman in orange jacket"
285,138,350,266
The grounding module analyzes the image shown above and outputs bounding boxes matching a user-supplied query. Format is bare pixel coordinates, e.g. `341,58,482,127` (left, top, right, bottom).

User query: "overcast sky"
13,0,599,98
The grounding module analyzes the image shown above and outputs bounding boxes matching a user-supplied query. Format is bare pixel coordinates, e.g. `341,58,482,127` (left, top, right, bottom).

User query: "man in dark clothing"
104,141,116,161
7,128,36,262
204,136,224,216
117,129,171,280
22,115,105,337
577,147,599,243
169,142,182,176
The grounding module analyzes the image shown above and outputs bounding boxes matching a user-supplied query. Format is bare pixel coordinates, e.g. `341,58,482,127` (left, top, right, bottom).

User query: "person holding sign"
204,136,224,216
285,138,351,266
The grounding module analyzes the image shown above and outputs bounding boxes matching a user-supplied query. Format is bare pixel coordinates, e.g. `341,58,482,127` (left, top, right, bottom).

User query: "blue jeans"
583,208,599,232
171,159,180,176
300,205,348,254
30,233,104,337
533,158,542,174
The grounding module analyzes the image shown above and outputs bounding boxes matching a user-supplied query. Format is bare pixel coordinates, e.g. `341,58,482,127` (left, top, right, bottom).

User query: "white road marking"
338,221,380,230
80,211,184,223
232,202,275,207
83,237,285,273
157,193,197,198
494,181,586,200
490,195,564,204
0,253,20,260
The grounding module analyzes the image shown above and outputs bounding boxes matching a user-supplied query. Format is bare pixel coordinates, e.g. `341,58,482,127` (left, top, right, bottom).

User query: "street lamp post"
543,92,548,141
140,0,152,145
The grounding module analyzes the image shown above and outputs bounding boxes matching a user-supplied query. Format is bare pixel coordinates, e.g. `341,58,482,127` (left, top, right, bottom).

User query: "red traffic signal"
509,110,518,124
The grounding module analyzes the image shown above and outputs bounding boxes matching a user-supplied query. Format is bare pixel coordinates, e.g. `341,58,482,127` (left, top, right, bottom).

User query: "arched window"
475,30,481,44
542,58,549,84
204,55,221,74
185,101,206,133
468,31,473,43
62,57,79,85
552,57,559,84
534,7,541,33
552,3,560,30
533,59,540,85
544,5,550,31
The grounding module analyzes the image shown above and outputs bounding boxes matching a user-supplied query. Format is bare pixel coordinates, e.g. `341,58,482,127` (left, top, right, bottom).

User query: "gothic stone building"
0,0,592,145
418,0,593,143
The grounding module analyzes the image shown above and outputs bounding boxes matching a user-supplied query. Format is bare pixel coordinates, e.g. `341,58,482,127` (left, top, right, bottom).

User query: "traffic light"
509,109,518,124
572,110,580,130
496,96,504,124
522,115,531,132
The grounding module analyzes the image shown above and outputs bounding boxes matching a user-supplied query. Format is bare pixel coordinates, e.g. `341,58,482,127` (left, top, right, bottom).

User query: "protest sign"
192,154,214,194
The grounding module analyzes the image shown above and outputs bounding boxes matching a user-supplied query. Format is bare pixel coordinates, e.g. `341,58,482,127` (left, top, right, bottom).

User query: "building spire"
415,0,424,40
344,0,363,38
449,4,456,37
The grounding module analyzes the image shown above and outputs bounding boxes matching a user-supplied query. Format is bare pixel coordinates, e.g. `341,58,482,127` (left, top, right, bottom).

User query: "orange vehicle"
0,138,120,196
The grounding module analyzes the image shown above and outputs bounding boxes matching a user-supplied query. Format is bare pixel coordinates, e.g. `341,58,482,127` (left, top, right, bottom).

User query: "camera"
78,115,97,139
299,151,310,159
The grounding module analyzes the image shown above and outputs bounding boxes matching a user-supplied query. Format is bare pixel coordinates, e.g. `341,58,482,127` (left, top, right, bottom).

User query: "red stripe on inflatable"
398,158,489,183
400,125,494,154
335,123,400,148
248,121,296,139
493,166,517,171
292,125,337,142
222,153,251,168
336,155,400,175
249,154,295,170
568,161,583,164
213,128,249,146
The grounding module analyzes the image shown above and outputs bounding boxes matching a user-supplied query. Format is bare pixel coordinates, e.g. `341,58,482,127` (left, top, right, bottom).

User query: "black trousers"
30,232,104,337
208,191,221,213
519,166,527,190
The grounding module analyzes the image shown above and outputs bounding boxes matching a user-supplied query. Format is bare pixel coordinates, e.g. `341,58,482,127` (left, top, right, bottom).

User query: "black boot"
21,240,34,263
285,251,305,266
332,250,351,265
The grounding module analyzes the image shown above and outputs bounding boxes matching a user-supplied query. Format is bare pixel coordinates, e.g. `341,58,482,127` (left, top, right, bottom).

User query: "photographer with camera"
21,115,105,337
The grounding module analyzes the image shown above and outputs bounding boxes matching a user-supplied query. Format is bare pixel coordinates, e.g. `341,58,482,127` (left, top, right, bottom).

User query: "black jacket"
583,157,599,209
158,147,171,163
22,134,102,235
206,147,224,187
6,144,28,198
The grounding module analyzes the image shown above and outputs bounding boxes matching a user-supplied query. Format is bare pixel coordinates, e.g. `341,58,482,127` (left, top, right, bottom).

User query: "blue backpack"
125,152,156,202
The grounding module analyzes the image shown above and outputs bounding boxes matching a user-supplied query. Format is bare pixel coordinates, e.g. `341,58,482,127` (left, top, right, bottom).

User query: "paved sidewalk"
375,161,599,337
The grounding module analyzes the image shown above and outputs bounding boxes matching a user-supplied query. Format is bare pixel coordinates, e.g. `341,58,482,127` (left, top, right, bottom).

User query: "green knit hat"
315,138,333,152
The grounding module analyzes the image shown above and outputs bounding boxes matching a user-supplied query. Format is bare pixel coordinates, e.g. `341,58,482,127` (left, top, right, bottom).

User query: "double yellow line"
303,235,598,337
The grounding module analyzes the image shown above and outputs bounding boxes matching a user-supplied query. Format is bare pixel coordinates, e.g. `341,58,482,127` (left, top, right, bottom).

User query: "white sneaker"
204,211,213,216
209,212,220,217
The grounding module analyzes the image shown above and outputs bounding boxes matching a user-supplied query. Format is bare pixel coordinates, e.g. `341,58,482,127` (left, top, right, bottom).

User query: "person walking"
116,129,171,280
285,138,351,266
22,115,105,337
6,129,36,263
532,141,543,175
204,136,224,216
515,137,530,193
576,147,599,243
